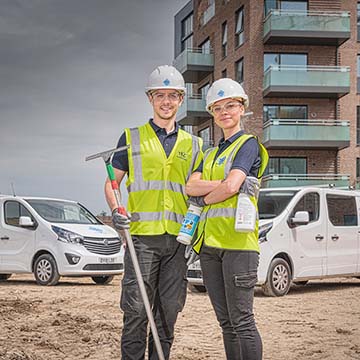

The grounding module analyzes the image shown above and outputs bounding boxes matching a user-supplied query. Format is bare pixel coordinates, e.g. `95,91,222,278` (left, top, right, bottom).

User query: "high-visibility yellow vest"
193,134,268,253
125,123,203,235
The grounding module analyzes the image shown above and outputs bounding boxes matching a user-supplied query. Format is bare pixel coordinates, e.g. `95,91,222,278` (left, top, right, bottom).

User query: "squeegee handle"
105,163,128,215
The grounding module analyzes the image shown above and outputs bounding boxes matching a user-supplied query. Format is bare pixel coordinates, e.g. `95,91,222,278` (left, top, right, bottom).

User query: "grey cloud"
0,0,189,214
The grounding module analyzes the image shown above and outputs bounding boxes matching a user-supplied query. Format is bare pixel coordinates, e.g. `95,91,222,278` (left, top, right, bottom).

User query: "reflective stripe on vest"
130,211,184,223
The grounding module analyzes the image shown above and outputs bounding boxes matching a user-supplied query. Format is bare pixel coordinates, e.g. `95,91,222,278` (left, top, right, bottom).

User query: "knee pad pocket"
234,271,257,289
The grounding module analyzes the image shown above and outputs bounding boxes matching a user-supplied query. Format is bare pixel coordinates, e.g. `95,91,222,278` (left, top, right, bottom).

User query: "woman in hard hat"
186,78,268,360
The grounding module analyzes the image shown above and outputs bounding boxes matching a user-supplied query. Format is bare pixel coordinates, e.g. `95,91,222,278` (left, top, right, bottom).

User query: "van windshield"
258,190,298,219
25,199,101,224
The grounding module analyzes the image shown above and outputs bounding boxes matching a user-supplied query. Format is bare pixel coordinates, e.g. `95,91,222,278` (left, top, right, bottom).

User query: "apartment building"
173,0,360,188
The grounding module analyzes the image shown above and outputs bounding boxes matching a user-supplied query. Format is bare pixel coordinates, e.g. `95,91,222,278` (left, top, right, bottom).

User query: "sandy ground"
0,274,360,360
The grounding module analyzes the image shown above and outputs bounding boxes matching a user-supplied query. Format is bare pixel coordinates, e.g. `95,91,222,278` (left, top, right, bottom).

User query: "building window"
358,55,360,93
357,158,360,178
357,106,360,145
263,105,307,122
266,157,307,175
201,0,215,26
357,2,360,41
200,38,211,54
235,58,243,84
181,14,193,51
182,125,193,135
235,7,244,47
199,126,213,150
264,53,307,71
222,69,227,78
264,0,308,16
199,83,210,99
222,22,228,58
186,83,194,97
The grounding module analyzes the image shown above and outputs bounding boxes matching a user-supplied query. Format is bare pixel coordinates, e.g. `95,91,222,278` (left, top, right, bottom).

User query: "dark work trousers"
120,234,188,360
200,245,262,360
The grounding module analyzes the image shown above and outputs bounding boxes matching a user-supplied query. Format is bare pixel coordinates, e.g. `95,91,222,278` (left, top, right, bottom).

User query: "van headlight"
258,222,273,243
52,226,84,245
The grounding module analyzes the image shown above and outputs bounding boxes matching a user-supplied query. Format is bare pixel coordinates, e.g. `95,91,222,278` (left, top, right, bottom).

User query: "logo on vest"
177,151,188,161
217,156,226,166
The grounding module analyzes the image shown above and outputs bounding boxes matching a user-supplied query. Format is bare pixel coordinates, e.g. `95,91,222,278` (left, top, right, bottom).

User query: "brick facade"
176,0,360,185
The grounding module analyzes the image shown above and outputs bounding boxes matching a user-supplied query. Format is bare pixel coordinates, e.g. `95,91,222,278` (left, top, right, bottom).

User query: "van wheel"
188,284,207,293
91,275,114,285
0,274,12,281
294,280,308,286
34,254,60,286
262,258,291,297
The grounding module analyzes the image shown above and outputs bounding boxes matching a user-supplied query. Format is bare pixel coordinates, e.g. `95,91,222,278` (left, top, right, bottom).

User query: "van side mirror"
19,216,35,228
289,211,309,227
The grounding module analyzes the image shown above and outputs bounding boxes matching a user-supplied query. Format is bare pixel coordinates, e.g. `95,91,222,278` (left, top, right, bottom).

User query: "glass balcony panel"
173,47,214,83
262,174,350,188
262,119,350,149
263,65,350,98
264,10,351,45
176,94,209,126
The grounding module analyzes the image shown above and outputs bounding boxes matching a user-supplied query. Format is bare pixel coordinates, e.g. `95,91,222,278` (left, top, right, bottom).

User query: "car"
0,195,124,285
187,186,360,296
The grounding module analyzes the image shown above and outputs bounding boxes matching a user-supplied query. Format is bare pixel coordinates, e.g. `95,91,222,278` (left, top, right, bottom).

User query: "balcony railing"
263,9,350,45
177,94,209,126
173,47,214,83
263,65,350,98
261,174,350,188
262,119,350,149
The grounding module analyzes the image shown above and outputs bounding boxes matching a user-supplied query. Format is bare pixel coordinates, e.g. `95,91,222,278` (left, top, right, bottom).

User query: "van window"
291,192,320,223
4,201,34,227
25,199,100,224
326,194,358,226
258,190,298,219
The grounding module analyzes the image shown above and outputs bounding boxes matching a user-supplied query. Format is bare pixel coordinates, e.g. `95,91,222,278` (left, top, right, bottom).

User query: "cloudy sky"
0,0,189,215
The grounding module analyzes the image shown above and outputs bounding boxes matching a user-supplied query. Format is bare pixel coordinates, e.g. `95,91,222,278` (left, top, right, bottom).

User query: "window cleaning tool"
86,145,165,360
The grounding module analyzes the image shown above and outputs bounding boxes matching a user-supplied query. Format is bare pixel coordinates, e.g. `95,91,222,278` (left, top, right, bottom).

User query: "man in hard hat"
105,65,203,360
186,78,268,360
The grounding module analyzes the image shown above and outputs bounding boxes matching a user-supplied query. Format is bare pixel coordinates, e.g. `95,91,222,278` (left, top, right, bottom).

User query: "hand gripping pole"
86,145,165,360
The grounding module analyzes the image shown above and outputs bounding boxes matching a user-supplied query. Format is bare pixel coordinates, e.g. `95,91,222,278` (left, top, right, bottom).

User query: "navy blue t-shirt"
112,119,179,172
195,130,261,177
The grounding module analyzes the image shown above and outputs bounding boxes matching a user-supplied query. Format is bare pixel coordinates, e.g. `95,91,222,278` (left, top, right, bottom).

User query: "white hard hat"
206,78,249,113
145,65,186,94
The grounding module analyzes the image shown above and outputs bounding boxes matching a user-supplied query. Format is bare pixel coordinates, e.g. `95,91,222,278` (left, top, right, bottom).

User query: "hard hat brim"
145,86,186,94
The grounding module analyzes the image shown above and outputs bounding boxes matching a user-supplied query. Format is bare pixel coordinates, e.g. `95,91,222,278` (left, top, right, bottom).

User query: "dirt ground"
0,274,360,360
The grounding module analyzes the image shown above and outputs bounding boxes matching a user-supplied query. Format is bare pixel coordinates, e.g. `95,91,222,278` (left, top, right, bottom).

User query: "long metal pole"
86,146,165,360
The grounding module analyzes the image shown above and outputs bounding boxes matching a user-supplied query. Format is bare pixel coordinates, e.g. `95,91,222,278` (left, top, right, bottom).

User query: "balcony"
263,65,350,98
176,94,209,126
263,10,350,46
262,119,350,150
261,174,350,188
173,48,214,83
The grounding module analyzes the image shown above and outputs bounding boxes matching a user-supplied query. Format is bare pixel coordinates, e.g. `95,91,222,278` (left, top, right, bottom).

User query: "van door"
0,200,36,272
326,193,358,275
289,191,325,278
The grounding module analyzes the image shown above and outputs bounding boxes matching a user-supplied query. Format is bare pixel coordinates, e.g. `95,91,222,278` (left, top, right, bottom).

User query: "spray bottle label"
179,212,200,237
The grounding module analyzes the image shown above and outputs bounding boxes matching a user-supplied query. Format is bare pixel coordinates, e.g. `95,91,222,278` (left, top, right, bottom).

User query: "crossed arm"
185,169,247,205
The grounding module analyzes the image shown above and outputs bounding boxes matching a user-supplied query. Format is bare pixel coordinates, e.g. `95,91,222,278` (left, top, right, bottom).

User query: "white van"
0,195,124,286
187,186,360,296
